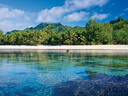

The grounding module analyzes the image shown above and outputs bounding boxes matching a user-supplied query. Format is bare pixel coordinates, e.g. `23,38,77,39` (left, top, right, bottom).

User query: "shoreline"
0,45,128,50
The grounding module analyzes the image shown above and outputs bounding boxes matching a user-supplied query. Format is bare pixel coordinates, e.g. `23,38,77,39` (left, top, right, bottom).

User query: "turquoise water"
0,51,128,96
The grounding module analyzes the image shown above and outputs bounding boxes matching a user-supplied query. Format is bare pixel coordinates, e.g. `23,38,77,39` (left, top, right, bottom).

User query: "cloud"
0,7,35,32
0,8,24,20
0,20,32,32
0,0,109,32
65,0,108,11
37,0,108,23
91,13,109,20
64,12,89,22
124,8,128,11
0,3,8,8
120,13,125,16
37,7,66,23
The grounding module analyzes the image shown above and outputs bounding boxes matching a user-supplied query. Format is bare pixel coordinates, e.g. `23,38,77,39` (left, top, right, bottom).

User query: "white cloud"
124,8,128,11
37,0,108,23
0,3,8,8
37,7,66,23
0,0,109,32
0,8,24,20
0,20,31,32
65,0,108,11
91,13,109,20
64,12,89,22
0,7,34,32
120,13,125,16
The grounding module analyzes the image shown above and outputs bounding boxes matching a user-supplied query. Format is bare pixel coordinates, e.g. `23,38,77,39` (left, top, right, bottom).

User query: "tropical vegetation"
0,17,128,45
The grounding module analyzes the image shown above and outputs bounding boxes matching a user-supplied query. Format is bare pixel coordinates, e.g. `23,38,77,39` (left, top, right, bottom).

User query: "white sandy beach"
0,45,128,50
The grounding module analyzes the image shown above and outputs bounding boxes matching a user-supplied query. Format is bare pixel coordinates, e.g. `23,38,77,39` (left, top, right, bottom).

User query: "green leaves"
0,17,128,45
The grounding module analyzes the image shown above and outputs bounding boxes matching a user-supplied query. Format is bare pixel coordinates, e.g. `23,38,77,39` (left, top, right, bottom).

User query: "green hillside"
8,23,73,34
1,17,128,45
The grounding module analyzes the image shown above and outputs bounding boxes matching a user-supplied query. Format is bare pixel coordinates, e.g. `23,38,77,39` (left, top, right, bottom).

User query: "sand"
0,45,127,50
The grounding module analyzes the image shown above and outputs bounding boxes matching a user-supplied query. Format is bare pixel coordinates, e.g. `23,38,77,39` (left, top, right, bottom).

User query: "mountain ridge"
7,23,74,34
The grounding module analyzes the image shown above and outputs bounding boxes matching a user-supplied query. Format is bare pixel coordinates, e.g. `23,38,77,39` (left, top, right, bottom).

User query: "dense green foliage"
1,17,128,45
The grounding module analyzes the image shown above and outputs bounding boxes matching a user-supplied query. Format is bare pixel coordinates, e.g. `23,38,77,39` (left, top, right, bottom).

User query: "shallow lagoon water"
0,50,128,96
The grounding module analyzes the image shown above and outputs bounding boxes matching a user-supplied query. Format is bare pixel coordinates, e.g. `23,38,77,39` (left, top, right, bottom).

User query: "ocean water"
0,50,128,96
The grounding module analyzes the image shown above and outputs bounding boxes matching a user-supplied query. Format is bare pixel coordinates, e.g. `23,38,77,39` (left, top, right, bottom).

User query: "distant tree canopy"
0,17,128,45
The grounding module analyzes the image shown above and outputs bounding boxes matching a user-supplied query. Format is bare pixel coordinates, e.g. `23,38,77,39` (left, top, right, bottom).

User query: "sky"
0,0,128,32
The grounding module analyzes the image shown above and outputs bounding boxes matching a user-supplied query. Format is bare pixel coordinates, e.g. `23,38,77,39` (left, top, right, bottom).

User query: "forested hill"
7,23,73,34
1,17,128,45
